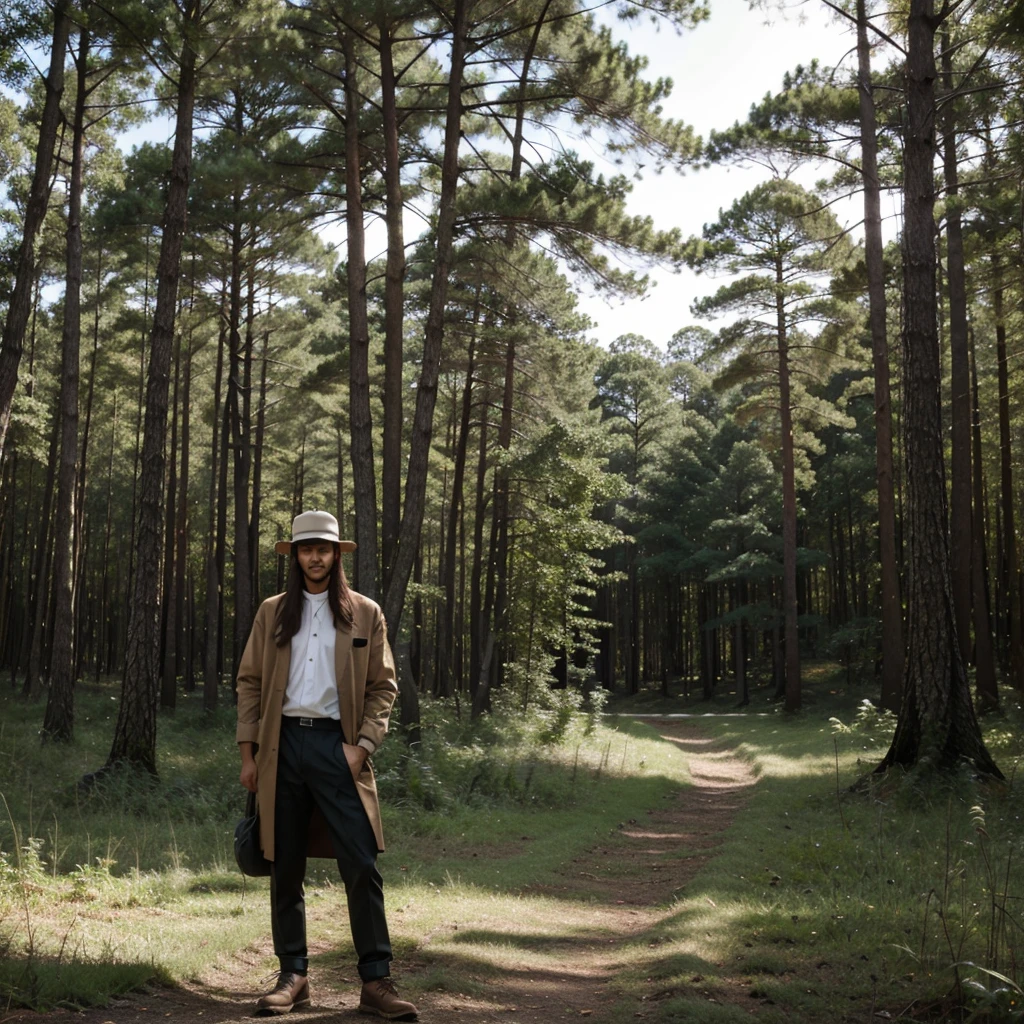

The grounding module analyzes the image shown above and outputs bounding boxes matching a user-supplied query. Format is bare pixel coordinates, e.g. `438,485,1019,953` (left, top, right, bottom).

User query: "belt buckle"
299,717,314,727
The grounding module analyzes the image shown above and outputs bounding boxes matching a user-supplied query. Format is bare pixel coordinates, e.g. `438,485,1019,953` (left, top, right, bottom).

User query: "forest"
0,0,1022,780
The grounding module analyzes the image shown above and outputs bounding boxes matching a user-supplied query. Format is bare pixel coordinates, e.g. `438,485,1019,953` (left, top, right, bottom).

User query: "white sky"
576,0,887,350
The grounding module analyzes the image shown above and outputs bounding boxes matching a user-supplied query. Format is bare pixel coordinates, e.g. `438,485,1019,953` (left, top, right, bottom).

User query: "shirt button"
309,658,313,662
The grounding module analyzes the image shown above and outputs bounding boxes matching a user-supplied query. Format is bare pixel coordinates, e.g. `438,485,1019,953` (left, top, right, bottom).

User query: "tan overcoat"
235,591,398,859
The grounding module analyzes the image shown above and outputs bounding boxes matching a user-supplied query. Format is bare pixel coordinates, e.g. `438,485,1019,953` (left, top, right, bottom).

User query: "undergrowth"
657,688,1024,1023
0,677,631,1010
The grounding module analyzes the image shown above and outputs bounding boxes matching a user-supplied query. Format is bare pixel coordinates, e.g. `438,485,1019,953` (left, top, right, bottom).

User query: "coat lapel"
272,639,291,697
334,624,354,740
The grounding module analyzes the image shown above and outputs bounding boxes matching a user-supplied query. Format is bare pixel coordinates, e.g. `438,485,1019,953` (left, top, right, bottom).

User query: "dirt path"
6,722,755,1024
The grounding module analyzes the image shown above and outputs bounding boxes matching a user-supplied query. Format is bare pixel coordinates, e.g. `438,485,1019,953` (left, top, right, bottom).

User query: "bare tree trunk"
438,301,480,698
203,287,228,712
776,258,800,711
469,390,488,707
42,24,89,741
342,30,378,598
160,327,181,710
940,33,972,658
856,0,903,710
106,4,198,774
379,14,405,592
250,327,270,608
177,265,196,689
230,238,254,673
876,0,1000,778
992,262,1023,689
75,246,102,631
97,393,118,680
0,1,71,465
23,374,61,697
970,330,998,711
382,0,468,734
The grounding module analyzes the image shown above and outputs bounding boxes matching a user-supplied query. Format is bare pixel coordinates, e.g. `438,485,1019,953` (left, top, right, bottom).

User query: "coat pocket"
353,637,368,648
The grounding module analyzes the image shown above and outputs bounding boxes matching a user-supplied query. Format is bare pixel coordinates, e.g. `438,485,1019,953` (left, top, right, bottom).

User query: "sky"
574,0,881,350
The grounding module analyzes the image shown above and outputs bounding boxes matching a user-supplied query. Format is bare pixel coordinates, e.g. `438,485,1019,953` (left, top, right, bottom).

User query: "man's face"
296,541,335,593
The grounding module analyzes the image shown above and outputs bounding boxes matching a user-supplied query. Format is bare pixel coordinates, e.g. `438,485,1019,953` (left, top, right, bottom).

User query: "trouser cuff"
358,958,392,982
279,955,308,975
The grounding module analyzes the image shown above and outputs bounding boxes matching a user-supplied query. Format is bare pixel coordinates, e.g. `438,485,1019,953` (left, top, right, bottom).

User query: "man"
236,510,417,1020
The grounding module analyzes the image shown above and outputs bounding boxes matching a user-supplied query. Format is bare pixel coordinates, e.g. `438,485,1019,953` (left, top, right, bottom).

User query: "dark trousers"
271,717,392,981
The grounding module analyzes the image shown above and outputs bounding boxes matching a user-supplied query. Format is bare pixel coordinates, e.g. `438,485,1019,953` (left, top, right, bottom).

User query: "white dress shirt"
281,591,339,720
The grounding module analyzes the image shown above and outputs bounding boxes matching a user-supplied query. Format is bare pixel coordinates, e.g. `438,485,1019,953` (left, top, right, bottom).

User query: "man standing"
237,510,417,1020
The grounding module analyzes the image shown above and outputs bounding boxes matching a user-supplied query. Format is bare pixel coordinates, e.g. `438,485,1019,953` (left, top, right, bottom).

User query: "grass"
0,678,683,1011
604,668,1024,1022
2,665,1024,1021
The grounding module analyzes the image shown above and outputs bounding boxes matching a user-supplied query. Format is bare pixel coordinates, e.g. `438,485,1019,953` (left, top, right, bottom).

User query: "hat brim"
275,539,357,556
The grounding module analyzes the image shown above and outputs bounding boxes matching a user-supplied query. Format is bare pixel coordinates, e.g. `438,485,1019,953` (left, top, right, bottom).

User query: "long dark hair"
274,543,354,646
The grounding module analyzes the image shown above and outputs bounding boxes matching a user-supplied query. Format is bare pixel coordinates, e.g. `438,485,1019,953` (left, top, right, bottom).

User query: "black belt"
282,715,341,731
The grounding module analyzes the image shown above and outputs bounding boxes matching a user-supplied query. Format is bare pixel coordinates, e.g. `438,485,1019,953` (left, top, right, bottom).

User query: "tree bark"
379,13,405,593
969,330,998,711
250,326,270,609
776,256,801,711
229,236,254,673
856,0,903,710
876,0,1001,779
342,30,378,598
106,3,198,774
42,25,89,741
160,326,181,710
940,33,972,659
177,266,196,689
203,286,228,712
0,1,71,466
992,262,1023,690
383,0,468,743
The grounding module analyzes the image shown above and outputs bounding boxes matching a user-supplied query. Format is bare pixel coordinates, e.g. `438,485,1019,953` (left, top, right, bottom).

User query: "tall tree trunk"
379,14,404,592
160,327,182,710
0,1,71,466
439,299,480,698
42,25,89,741
106,4,198,775
75,246,103,629
23,365,61,696
876,0,1000,778
992,262,1023,689
856,0,903,711
776,257,800,711
342,30,378,598
969,330,998,711
940,33,972,658
383,0,468,734
250,327,270,608
204,289,228,712
177,267,196,689
229,224,254,671
469,390,488,707
97,393,117,680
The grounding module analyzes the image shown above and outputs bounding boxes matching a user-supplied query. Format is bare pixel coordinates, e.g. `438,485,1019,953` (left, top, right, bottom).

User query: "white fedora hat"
275,510,356,555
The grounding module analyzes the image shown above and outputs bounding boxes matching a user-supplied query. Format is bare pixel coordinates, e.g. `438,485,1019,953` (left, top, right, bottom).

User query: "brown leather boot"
255,971,310,1015
358,977,418,1020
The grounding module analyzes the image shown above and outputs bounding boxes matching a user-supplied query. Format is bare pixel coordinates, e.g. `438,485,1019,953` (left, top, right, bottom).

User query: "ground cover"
2,666,1023,1023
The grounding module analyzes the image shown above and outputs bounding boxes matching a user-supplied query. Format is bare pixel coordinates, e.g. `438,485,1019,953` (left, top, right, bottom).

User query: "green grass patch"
0,680,683,1011
607,675,1024,1022
5,670,1024,1022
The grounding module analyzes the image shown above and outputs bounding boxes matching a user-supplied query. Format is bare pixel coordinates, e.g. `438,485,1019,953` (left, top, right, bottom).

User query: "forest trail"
10,721,756,1024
